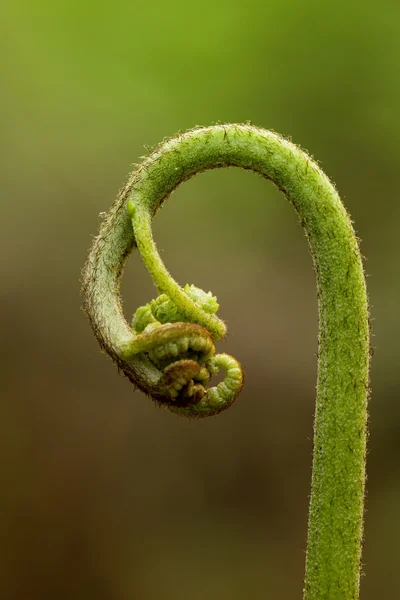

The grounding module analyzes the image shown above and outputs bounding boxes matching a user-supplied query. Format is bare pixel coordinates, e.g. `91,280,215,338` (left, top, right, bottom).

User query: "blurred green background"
1,1,399,598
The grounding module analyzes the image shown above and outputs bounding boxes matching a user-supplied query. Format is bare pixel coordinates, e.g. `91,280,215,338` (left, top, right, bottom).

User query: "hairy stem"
82,123,370,599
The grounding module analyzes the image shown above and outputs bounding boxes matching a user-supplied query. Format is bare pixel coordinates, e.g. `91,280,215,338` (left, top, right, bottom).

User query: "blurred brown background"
1,1,399,598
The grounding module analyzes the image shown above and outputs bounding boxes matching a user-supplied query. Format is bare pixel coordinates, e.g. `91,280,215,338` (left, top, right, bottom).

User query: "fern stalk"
82,124,370,599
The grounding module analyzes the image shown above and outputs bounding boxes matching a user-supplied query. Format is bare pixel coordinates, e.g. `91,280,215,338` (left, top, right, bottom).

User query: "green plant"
82,124,370,599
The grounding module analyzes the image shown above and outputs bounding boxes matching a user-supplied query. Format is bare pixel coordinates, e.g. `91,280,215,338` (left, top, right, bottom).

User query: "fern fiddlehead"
82,124,370,599
122,283,243,417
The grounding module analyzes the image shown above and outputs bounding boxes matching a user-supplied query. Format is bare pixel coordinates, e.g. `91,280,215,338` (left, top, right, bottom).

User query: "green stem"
126,202,226,340
82,123,370,599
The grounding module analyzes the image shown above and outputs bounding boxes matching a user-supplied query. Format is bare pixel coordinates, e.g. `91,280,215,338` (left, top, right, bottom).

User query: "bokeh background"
1,1,399,598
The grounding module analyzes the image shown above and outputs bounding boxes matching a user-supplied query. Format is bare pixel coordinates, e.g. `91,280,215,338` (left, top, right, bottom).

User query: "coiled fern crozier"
82,124,370,599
